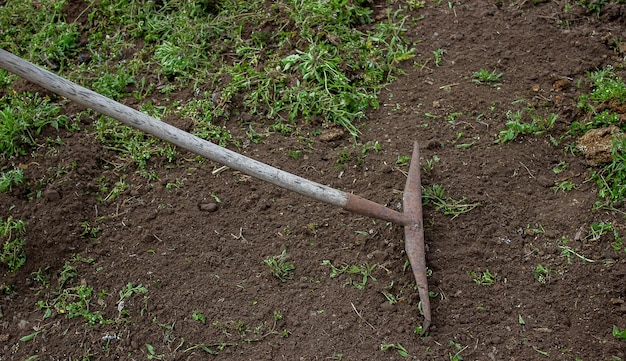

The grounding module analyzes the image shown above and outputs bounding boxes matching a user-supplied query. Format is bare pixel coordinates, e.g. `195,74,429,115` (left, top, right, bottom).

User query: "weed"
0,93,70,158
433,48,444,66
45,283,109,325
0,166,24,192
146,343,165,360
469,269,496,286
552,180,575,193
31,267,51,289
497,109,558,143
380,342,411,357
558,237,595,264
589,135,626,205
448,340,468,361
423,155,441,171
80,221,101,239
0,217,27,271
534,264,555,284
472,68,503,87
264,250,295,282
613,325,626,340
396,155,411,166
552,161,568,174
92,68,135,100
422,184,480,218
321,260,377,289
192,311,207,324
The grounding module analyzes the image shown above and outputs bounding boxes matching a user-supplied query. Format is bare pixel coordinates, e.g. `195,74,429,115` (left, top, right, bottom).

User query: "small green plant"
470,269,496,286
433,48,444,66
396,155,411,166
422,184,480,218
423,155,440,171
0,93,70,158
264,250,295,282
552,161,568,174
321,260,377,289
558,237,595,264
590,135,626,206
613,325,626,340
448,340,468,361
0,216,27,271
118,282,148,303
472,68,503,87
497,109,558,143
146,344,165,360
534,264,555,284
80,221,101,239
552,180,575,193
0,166,24,192
380,342,411,357
192,311,207,324
45,283,109,325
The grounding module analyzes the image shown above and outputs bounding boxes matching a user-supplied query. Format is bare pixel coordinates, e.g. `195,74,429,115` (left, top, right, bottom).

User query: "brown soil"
2,1,626,360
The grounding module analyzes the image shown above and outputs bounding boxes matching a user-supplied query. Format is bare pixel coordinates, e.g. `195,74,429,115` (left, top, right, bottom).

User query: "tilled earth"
2,1,626,360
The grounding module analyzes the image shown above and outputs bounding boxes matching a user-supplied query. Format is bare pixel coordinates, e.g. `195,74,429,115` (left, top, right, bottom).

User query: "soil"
2,1,626,360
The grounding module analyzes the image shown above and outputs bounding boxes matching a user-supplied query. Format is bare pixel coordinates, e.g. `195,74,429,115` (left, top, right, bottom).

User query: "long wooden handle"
0,48,350,207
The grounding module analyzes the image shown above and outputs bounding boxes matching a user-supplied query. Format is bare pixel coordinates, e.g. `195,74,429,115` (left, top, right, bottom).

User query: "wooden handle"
0,48,348,207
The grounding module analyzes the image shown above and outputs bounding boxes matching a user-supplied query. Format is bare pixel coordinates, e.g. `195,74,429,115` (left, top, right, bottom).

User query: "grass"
472,68,503,87
1,0,416,171
422,184,480,219
264,250,295,282
0,165,24,192
321,259,378,290
0,216,27,271
570,66,626,207
497,108,558,143
469,269,496,286
0,92,71,159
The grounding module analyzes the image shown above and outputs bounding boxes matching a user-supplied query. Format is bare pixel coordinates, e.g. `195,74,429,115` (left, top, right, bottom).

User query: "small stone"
577,125,624,166
318,128,345,142
43,189,61,202
199,203,218,212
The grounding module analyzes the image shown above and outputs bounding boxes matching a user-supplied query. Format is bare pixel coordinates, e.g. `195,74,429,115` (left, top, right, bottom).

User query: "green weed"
472,68,503,87
469,269,496,286
613,325,626,340
422,184,480,218
192,311,207,324
448,340,468,361
0,93,70,158
381,342,411,357
0,165,24,192
534,264,555,284
321,259,377,289
0,217,27,271
589,135,626,205
80,221,101,239
558,237,595,264
264,250,295,282
497,108,557,143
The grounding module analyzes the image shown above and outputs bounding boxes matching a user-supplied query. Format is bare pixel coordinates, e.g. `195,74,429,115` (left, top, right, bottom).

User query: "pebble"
198,202,218,212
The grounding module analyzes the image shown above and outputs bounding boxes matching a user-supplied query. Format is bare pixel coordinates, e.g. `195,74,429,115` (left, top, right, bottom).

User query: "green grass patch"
264,250,295,282
0,92,70,159
570,66,626,206
497,108,557,143
321,259,377,289
422,184,480,218
0,165,24,193
0,217,27,271
1,0,417,164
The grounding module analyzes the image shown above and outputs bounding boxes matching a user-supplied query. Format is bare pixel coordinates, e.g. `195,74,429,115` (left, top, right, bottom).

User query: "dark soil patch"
2,1,626,360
